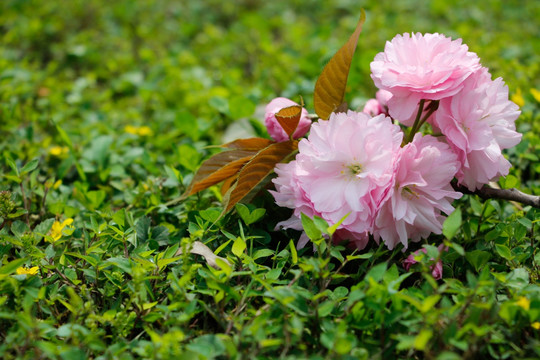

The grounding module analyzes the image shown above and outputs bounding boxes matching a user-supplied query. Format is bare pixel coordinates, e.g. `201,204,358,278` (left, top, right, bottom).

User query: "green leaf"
366,262,387,282
495,244,514,261
4,154,18,176
289,239,298,264
112,209,125,228
443,208,462,240
136,217,150,243
253,249,274,260
20,158,39,175
414,329,433,350
236,203,266,225
0,258,28,275
301,213,322,241
465,250,491,272
232,237,246,257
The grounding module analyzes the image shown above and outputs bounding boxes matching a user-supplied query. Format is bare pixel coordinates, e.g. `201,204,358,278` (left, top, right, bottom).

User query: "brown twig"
452,182,540,209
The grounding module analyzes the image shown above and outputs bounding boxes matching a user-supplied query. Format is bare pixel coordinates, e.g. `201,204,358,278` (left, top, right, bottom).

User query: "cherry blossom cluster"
266,33,521,251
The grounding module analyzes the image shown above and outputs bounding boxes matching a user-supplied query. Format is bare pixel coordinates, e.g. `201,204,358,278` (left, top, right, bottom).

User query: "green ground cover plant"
1,1,539,359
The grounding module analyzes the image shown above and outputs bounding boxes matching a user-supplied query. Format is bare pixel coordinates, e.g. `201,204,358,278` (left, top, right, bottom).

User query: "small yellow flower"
53,179,62,189
124,125,139,135
511,88,525,107
137,126,153,136
530,88,540,103
48,218,74,242
49,146,69,157
16,266,39,275
516,296,530,311
532,322,540,330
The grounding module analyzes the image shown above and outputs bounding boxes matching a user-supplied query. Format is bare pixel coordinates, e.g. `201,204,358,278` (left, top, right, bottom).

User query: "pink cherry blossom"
271,111,403,250
363,99,382,116
374,134,462,250
265,97,312,142
363,90,393,117
370,33,481,122
432,68,522,190
376,89,392,113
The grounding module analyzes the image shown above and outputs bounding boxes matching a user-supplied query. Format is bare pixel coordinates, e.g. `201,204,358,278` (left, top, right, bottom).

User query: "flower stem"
406,99,425,143
416,100,440,132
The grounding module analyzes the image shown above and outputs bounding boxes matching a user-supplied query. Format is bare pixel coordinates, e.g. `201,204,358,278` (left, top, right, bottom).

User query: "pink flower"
403,244,447,280
271,111,403,250
363,90,393,117
432,68,522,190
265,97,311,142
370,33,481,122
374,134,462,250
376,89,392,112
363,99,382,116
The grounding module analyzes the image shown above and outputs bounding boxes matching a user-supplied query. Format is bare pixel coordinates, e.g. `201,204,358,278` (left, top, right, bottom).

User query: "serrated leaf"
314,9,366,119
220,175,237,196
184,149,256,197
275,105,302,139
222,137,274,150
223,140,297,212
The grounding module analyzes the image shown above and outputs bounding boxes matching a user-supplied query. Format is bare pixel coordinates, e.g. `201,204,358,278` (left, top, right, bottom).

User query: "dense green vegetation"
1,0,539,358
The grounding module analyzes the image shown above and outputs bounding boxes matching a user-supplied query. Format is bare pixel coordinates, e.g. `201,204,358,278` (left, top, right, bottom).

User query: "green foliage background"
1,0,539,359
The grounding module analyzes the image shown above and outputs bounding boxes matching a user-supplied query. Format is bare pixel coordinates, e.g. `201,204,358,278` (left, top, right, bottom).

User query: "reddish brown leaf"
220,176,237,196
223,140,298,212
183,149,256,197
275,105,303,139
223,138,274,151
314,10,366,119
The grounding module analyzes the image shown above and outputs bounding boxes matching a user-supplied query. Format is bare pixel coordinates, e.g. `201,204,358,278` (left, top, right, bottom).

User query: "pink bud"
265,97,311,142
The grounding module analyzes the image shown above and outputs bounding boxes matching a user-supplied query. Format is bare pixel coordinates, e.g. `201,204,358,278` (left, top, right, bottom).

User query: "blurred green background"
2,0,539,199
1,0,538,133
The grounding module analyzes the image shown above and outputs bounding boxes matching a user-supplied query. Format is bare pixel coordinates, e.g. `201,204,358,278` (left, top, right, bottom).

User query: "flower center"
402,185,419,199
345,163,363,177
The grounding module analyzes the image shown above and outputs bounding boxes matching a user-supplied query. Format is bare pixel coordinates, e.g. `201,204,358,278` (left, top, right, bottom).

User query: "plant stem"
406,99,426,143
453,182,540,209
416,100,439,133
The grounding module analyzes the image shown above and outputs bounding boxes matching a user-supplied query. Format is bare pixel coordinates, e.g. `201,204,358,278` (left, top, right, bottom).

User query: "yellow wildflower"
516,296,530,311
124,125,139,135
137,126,153,136
49,146,69,157
510,88,524,107
53,179,62,189
48,218,74,242
531,88,540,103
532,322,540,330
16,266,39,275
